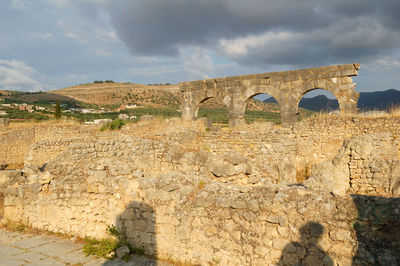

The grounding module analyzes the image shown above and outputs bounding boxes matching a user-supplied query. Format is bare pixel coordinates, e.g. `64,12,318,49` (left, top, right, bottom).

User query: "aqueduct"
179,63,360,127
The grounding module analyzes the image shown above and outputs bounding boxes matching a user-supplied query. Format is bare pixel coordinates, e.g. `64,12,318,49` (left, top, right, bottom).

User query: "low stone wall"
2,116,400,174
0,125,114,169
0,166,357,265
2,165,399,265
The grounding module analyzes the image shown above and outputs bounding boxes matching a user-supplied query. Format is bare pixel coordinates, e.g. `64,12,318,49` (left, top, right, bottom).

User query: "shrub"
54,102,61,119
100,119,126,131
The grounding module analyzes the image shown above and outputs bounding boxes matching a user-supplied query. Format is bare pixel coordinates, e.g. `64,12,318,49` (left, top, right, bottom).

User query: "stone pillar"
280,99,298,128
279,94,298,128
280,110,297,128
181,102,197,121
227,96,246,127
338,99,358,115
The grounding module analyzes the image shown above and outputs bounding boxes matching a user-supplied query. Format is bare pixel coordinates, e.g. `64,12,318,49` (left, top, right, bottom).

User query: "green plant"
100,119,126,131
83,236,118,258
54,102,61,119
83,225,145,259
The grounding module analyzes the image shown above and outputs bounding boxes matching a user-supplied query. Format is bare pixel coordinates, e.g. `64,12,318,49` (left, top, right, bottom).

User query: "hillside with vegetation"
49,81,313,124
1,81,314,124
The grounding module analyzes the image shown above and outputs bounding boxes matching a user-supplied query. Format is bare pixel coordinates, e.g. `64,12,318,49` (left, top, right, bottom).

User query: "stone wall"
0,125,113,169
0,165,359,265
1,116,400,265
0,128,34,168
2,115,400,183
1,154,399,265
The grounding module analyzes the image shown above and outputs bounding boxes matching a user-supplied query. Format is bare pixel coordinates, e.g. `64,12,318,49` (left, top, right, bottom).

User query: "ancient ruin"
0,63,399,265
180,63,360,127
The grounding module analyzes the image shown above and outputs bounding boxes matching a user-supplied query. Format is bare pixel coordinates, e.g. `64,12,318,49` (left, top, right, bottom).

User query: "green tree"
54,102,61,119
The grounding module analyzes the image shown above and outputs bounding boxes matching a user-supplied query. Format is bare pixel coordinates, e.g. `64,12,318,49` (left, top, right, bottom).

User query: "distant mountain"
357,89,400,110
263,89,400,112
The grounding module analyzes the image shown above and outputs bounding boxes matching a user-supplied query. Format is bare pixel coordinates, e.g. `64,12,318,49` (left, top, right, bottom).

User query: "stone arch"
222,85,283,127
244,92,282,124
195,96,229,124
179,63,360,127
244,85,281,104
295,79,359,115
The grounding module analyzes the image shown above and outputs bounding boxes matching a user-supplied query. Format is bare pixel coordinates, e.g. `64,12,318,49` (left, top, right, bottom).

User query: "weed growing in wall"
83,225,144,260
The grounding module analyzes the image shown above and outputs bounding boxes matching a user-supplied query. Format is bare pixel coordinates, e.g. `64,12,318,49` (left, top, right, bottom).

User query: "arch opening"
245,94,281,125
196,97,229,126
298,89,339,115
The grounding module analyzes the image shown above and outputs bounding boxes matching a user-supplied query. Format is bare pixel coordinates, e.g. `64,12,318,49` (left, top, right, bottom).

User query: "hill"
357,89,400,110
263,89,400,111
0,91,81,108
50,82,293,112
50,83,182,109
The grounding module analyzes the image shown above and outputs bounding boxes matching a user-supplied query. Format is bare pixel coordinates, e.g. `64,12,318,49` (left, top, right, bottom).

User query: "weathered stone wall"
0,128,34,168
1,116,400,265
0,164,359,265
1,149,399,265
0,125,115,169
2,115,400,181
346,134,399,195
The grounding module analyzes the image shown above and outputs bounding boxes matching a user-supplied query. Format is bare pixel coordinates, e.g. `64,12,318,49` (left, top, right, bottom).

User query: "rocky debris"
116,245,130,258
269,159,297,184
305,161,349,196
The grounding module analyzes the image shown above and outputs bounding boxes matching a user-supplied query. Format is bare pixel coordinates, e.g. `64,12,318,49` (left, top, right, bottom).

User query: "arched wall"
179,64,360,127
294,79,359,115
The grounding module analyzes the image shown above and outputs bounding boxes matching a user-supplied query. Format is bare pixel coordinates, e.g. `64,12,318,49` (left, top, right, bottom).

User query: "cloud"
9,0,33,10
104,0,400,68
33,32,54,42
183,48,215,79
0,59,43,91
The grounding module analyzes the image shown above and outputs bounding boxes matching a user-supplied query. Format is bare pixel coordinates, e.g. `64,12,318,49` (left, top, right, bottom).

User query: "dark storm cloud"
106,0,331,55
104,0,400,67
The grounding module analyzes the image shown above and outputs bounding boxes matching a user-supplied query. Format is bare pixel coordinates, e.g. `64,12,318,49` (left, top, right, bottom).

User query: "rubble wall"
1,116,400,264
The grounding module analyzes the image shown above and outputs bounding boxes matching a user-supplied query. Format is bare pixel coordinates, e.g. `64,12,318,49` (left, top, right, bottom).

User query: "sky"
0,0,400,95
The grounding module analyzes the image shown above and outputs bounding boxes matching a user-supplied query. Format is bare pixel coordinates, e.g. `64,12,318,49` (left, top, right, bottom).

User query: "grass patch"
198,108,229,124
83,237,119,258
245,110,281,124
83,225,145,259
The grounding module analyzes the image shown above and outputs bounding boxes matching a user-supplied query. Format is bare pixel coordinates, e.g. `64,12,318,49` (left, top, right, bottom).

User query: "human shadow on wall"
279,222,333,266
351,194,400,266
103,201,157,265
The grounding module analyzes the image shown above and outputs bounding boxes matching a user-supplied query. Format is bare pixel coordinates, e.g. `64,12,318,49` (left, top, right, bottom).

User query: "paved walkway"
0,229,165,266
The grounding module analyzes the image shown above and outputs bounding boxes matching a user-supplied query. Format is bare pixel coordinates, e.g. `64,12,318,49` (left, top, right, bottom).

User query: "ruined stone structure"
179,64,360,127
1,115,399,265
